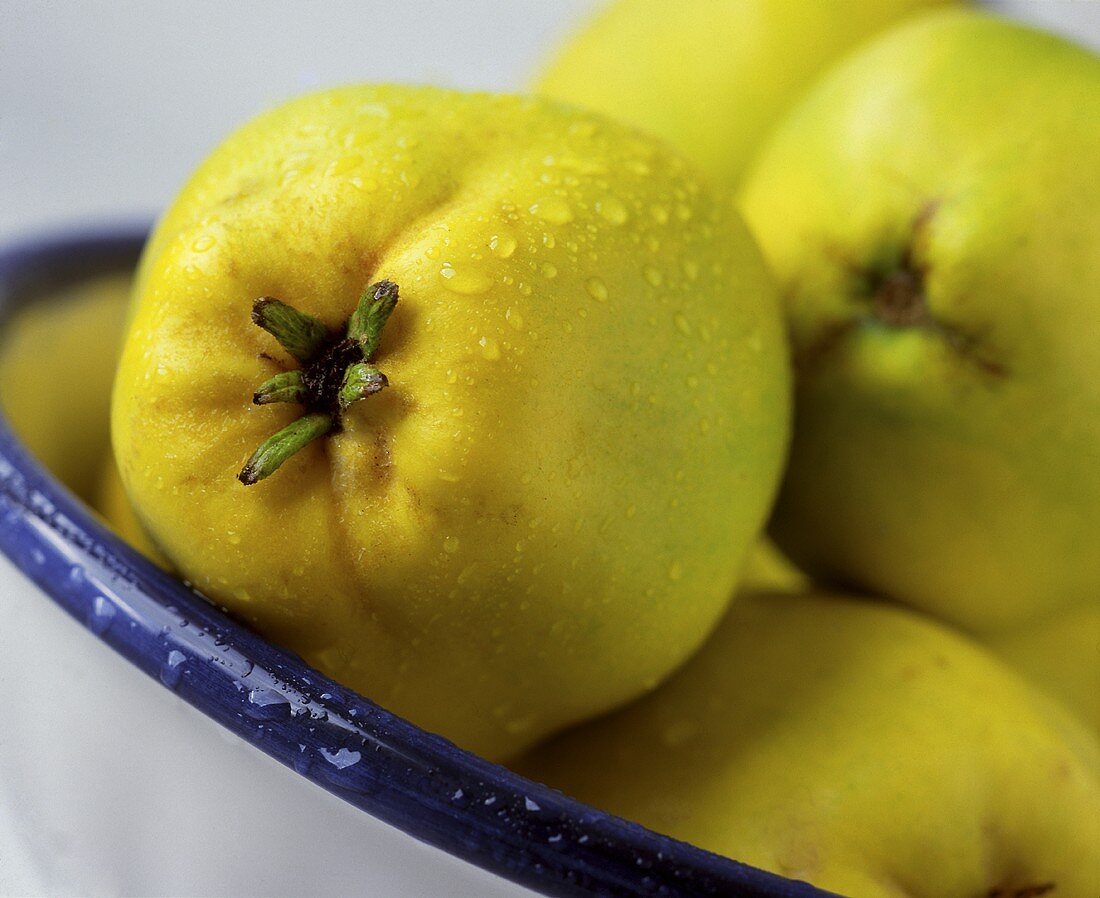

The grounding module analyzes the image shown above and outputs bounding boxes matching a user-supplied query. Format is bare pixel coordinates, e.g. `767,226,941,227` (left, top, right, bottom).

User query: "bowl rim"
0,225,828,898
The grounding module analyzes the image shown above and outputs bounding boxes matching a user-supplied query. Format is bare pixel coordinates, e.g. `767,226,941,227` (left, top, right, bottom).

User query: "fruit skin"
0,273,130,502
112,85,790,761
740,11,1100,634
987,606,1100,738
95,452,173,569
737,538,808,593
518,592,1100,898
535,0,957,188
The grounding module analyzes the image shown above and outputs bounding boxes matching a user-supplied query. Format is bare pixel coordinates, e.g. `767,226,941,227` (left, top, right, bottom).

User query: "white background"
0,2,1097,896
1,1,1098,243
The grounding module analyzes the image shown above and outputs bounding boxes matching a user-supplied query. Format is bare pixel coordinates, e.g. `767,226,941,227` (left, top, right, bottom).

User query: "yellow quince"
520,592,1100,897
112,85,789,760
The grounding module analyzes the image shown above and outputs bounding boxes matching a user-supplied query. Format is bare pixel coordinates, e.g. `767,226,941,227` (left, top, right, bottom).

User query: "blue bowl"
0,226,829,898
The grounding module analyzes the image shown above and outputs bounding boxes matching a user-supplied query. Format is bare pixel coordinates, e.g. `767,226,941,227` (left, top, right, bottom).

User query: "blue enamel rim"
0,225,830,898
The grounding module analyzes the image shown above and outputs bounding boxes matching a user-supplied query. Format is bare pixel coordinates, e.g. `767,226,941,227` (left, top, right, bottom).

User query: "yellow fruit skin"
95,451,174,569
112,86,790,761
536,0,957,188
738,538,808,593
0,273,130,502
518,592,1100,898
740,12,1100,633
988,606,1100,738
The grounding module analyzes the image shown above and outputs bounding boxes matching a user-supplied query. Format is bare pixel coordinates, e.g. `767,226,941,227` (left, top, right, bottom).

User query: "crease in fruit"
797,203,1008,380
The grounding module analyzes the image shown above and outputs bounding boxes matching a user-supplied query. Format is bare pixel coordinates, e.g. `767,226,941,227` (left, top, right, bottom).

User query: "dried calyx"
238,280,398,485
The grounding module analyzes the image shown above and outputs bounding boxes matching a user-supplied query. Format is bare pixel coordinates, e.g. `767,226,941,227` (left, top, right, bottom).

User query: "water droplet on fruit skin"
489,233,517,258
529,196,574,224
586,277,609,302
643,266,663,288
326,153,363,176
479,336,500,361
443,535,460,554
440,263,493,295
596,197,628,225
674,313,692,336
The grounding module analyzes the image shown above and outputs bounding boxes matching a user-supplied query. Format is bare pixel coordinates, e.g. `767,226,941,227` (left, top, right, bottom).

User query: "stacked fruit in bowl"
3,3,1096,896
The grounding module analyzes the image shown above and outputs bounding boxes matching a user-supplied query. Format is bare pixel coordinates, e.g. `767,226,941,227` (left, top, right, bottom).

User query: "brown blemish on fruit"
866,201,938,329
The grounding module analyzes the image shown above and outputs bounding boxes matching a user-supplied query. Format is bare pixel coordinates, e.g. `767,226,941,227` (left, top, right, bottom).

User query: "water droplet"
668,562,683,581
440,263,494,295
675,203,693,221
525,797,542,812
529,196,573,224
227,532,241,545
596,197,628,225
505,308,524,330
319,747,362,769
489,233,516,258
443,535,460,554
248,687,286,708
662,719,698,747
326,154,362,176
160,650,186,688
674,313,692,336
650,205,670,225
479,336,500,360
643,266,664,288
89,596,116,634
294,747,313,775
540,262,558,279
681,259,699,280
506,717,535,735
191,234,215,253
585,277,608,303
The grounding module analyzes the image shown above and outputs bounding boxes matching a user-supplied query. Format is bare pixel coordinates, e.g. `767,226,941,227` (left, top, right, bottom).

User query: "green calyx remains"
238,280,399,485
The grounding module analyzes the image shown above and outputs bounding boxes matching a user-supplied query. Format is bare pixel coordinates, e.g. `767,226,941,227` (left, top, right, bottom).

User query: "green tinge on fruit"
740,10,1100,633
